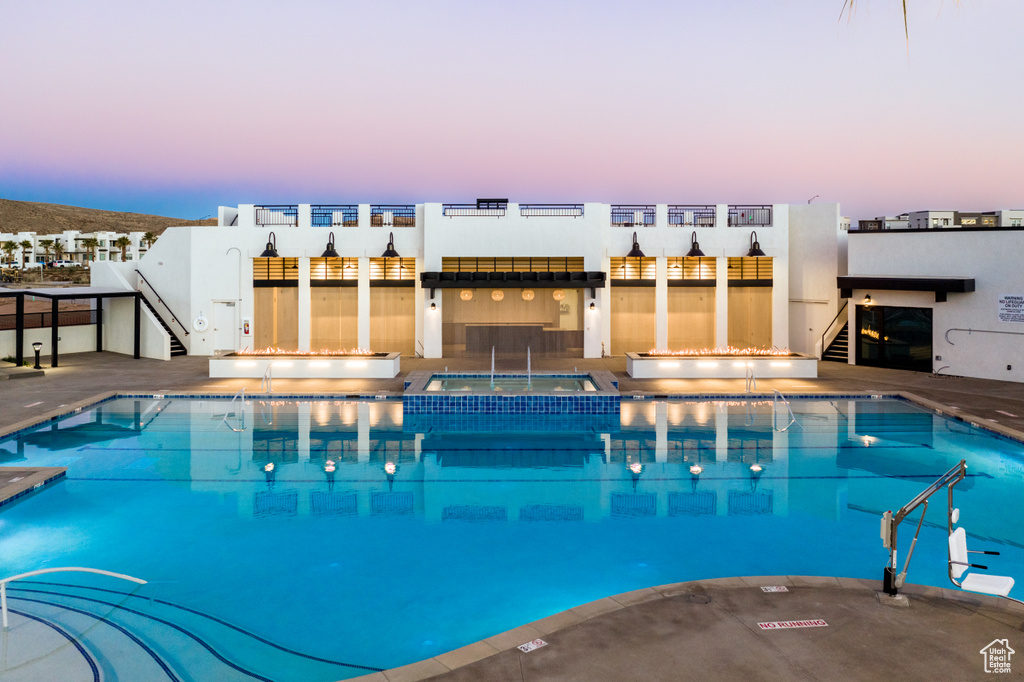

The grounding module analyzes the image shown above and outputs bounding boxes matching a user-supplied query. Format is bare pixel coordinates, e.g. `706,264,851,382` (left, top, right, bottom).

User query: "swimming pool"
1,396,1022,680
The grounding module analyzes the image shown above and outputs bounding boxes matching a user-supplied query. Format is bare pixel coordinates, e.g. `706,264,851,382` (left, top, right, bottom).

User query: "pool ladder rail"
772,390,798,432
221,387,247,432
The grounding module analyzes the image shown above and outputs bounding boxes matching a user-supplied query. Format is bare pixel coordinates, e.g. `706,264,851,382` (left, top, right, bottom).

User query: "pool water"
425,374,598,392
1,397,1023,680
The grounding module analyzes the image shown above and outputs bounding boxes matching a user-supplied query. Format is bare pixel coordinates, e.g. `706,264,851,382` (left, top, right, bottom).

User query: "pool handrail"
261,365,272,392
222,387,246,432
772,390,797,431
2,567,147,629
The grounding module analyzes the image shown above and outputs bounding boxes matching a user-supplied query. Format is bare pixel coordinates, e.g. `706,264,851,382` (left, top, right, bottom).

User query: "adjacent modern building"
0,230,152,266
858,209,1024,231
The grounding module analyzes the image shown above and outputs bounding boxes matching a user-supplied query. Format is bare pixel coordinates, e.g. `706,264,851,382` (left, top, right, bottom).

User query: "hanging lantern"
460,289,473,301
552,289,566,301
521,289,535,301
491,290,504,301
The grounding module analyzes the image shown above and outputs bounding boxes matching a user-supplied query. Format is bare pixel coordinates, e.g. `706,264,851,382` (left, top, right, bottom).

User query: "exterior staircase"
140,296,187,356
822,323,849,362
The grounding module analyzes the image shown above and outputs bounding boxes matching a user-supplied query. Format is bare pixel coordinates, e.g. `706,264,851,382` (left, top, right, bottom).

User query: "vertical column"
297,204,312,228
715,403,729,462
95,297,103,352
297,258,311,352
51,297,60,367
655,256,668,350
14,294,24,365
297,402,311,463
133,294,141,359
358,256,371,350
358,402,370,464
715,256,729,348
655,401,667,463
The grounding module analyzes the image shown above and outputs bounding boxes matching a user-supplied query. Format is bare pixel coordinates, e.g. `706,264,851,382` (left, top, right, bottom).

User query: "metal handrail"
772,390,797,432
261,366,272,393
222,387,246,432
744,365,756,393
2,567,147,628
819,300,849,359
135,270,190,336
880,460,966,596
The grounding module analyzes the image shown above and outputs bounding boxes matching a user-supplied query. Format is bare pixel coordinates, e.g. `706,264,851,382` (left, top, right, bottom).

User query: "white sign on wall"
998,295,1024,323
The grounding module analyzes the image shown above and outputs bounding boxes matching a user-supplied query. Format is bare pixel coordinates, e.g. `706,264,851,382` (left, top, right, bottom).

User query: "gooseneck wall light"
626,231,645,258
381,232,400,258
260,232,280,258
746,231,766,257
321,232,340,258
686,231,705,258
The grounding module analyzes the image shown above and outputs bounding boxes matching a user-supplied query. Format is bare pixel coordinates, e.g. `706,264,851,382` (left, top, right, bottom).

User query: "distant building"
857,210,1023,231
0,230,152,265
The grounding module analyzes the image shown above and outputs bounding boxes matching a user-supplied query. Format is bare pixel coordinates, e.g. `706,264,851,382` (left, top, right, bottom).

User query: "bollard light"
32,342,42,369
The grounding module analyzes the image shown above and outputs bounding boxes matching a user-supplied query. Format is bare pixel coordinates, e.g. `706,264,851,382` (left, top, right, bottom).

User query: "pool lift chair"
880,458,1019,603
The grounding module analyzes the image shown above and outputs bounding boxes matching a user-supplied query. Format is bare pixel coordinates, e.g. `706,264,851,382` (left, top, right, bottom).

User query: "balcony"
255,205,298,227
728,205,772,227
668,205,716,227
519,204,584,217
311,205,358,227
611,205,655,227
443,199,507,217
370,205,416,227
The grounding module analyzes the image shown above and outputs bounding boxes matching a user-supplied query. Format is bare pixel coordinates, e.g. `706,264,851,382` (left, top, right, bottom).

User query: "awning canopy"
837,275,975,303
420,271,606,298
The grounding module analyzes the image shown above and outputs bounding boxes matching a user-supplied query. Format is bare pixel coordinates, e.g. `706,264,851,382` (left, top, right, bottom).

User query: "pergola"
0,286,141,367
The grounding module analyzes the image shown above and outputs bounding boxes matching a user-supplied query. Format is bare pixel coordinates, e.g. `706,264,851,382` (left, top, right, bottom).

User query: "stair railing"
136,269,190,338
2,567,147,628
818,300,849,359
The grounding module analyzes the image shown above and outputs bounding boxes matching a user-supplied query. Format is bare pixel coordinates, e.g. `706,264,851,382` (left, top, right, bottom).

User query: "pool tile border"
0,467,67,509
345,575,1024,682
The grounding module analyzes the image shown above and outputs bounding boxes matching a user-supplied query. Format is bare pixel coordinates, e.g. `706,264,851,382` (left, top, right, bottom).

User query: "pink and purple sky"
1,0,1022,221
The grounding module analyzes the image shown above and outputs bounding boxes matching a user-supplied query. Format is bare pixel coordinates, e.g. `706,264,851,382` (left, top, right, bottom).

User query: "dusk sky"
2,0,1022,221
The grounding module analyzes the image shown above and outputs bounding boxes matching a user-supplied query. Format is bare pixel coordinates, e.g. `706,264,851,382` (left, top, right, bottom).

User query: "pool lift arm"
880,459,966,596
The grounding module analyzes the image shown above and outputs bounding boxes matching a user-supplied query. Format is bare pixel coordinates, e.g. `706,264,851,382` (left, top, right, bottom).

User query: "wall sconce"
430,302,436,311
686,231,705,257
552,289,566,301
863,294,872,305
321,231,340,258
260,231,280,258
460,289,473,301
381,232,400,258
626,231,645,258
746,231,766,257
491,290,504,301
589,302,595,310
521,289,535,301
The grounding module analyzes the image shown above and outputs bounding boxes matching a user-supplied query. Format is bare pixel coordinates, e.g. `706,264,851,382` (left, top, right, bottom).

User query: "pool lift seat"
948,510,1015,598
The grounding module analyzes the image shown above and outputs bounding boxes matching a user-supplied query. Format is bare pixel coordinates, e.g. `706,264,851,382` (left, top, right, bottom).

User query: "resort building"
78,201,844,362
857,209,1024,231
0,230,151,265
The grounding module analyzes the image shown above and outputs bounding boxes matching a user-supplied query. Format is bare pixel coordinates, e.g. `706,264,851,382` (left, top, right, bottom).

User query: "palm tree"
81,237,99,263
114,236,132,262
39,239,54,263
1,241,16,267
842,0,958,41
19,240,33,267
142,231,156,249
53,239,65,261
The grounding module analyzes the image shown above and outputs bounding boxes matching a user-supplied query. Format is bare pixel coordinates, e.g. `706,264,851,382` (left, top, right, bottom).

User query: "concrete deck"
1,352,1023,681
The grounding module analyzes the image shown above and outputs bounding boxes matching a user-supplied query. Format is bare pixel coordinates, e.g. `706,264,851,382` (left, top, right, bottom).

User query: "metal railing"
819,300,849,359
136,270,189,337
261,366,273,392
2,567,147,629
772,390,797,432
611,205,655,227
0,309,96,331
520,204,584,217
255,205,298,226
669,205,716,227
442,204,507,217
222,387,246,432
728,205,772,227
370,205,415,227
311,205,358,227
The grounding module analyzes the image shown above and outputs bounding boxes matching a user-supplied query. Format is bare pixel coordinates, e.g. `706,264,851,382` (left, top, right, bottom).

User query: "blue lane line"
7,607,102,682
12,584,384,673
10,596,179,681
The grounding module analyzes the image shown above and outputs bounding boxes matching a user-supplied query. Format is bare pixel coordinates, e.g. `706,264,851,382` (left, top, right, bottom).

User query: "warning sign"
999,295,1024,323
517,639,548,653
757,619,828,630
761,586,789,592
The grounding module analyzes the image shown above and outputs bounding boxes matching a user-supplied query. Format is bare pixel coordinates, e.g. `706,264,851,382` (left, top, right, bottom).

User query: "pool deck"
2,352,1024,681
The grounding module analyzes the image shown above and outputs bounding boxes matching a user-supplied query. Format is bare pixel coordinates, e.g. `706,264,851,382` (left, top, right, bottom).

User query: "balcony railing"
443,204,506,217
520,204,584,217
370,205,416,227
728,205,772,227
611,205,655,227
311,205,358,227
668,205,716,227
255,205,298,226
